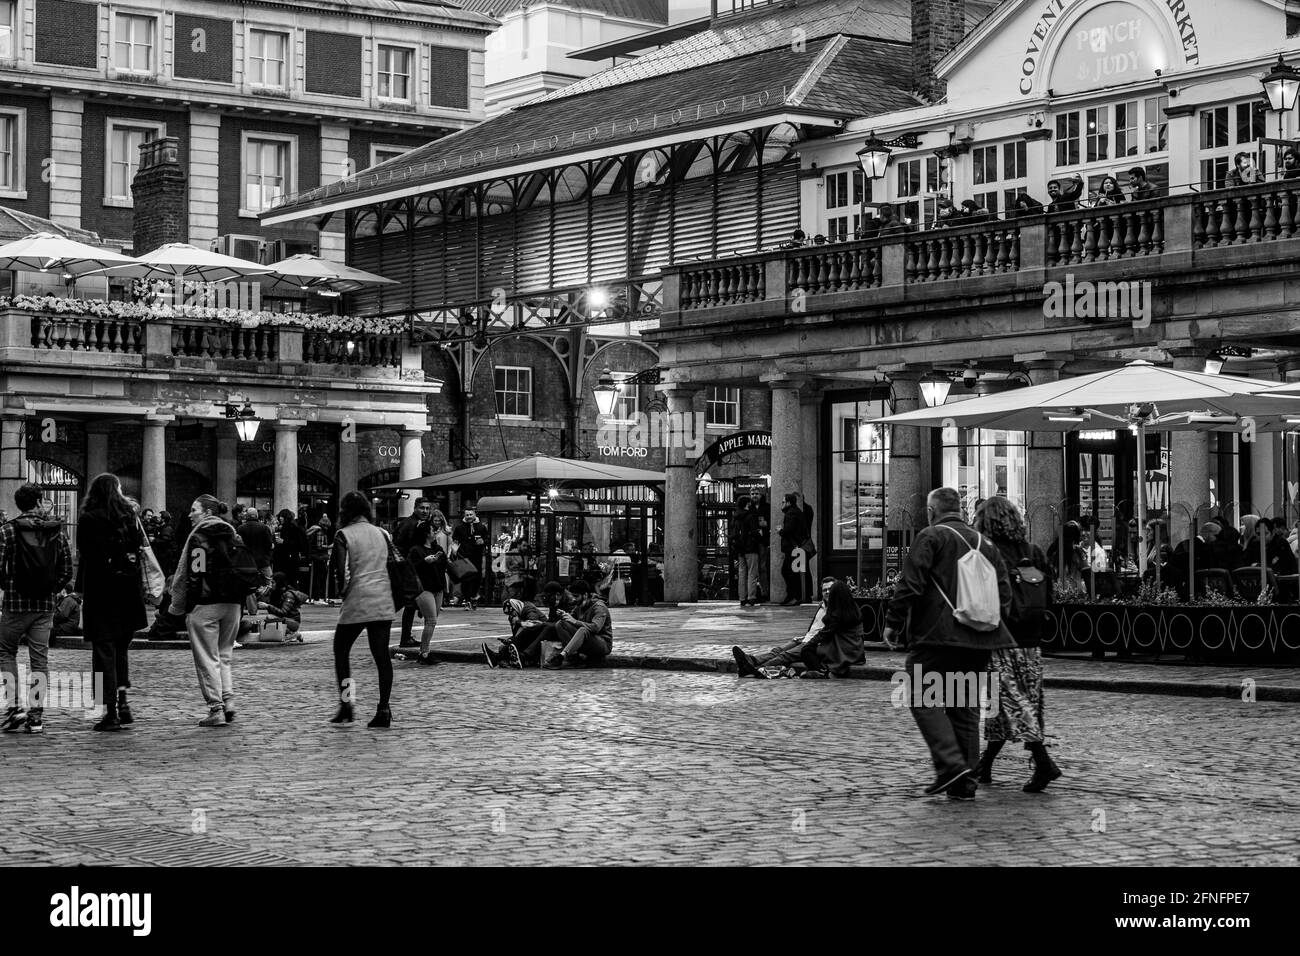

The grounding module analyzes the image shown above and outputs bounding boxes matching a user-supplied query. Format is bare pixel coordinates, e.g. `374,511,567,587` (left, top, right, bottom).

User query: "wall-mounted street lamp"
224,402,260,442
919,372,954,408
1204,344,1251,375
593,366,662,416
1262,55,1300,114
856,131,921,181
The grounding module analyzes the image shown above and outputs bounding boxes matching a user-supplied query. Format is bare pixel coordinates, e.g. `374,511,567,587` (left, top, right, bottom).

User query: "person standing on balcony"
1127,166,1160,200
329,491,396,728
1227,152,1263,186
1093,175,1127,206
1046,176,1082,212
1010,194,1045,217
75,474,147,732
1283,149,1300,180
959,199,991,221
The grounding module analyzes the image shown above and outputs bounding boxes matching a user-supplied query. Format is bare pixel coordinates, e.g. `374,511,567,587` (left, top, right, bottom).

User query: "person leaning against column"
76,474,149,732
882,487,1015,801
170,495,245,727
777,493,808,605
329,491,397,728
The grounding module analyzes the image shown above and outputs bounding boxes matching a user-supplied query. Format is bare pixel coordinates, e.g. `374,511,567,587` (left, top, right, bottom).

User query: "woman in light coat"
329,491,396,728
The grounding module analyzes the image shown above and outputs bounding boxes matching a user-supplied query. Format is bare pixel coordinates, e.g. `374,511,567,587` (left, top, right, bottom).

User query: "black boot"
977,740,1004,783
368,704,392,728
329,702,354,724
93,702,122,732
1024,743,1062,793
116,690,134,725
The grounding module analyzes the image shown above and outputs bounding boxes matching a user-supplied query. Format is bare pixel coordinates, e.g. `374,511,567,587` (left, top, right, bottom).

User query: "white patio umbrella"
261,254,398,295
97,242,273,282
871,360,1300,570
0,231,140,278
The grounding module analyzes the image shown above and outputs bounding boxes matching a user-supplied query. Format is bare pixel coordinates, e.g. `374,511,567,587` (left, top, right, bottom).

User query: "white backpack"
935,525,1001,632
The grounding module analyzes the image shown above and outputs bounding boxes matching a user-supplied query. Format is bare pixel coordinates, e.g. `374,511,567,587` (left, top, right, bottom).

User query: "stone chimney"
912,0,966,103
131,136,187,254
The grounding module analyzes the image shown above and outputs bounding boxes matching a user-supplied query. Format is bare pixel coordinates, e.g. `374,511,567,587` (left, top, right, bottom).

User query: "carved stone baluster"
1262,191,1279,241
1204,201,1221,246
846,248,862,288
1067,221,1083,264
1247,194,1264,242
904,241,917,282
1191,202,1207,248
1279,190,1296,239
932,237,946,280
815,251,831,293
1221,197,1238,244
1045,222,1060,265
1080,215,1098,262
1096,214,1112,260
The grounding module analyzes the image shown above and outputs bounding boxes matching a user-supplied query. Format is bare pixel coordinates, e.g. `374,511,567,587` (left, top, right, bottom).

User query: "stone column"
1026,361,1067,549
141,419,168,514
800,386,821,595
398,428,425,518
663,386,700,604
216,432,238,506
85,425,110,481
0,416,28,513
273,422,303,517
338,422,359,499
767,377,804,604
1168,352,1211,544
888,372,926,536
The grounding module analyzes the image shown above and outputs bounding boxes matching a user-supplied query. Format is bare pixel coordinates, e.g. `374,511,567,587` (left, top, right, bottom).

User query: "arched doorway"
28,459,82,548
237,466,337,519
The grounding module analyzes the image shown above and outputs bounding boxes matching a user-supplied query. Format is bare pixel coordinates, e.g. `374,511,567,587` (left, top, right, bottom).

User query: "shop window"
829,398,889,554
28,459,81,549
494,366,532,419
1054,100,1167,191
249,29,289,90
706,386,740,429
105,119,164,206
895,155,938,226
1198,100,1267,189
823,168,865,241
113,13,155,74
941,427,1027,520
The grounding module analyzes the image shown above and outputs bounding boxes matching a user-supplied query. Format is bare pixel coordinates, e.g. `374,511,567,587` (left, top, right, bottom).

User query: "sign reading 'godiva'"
1018,0,1200,95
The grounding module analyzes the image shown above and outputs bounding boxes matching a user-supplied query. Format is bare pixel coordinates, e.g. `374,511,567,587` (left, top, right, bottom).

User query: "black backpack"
9,521,63,597
1007,542,1048,639
190,532,264,603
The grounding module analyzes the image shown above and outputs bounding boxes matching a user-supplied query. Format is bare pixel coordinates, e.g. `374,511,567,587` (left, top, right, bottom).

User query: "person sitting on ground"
1127,166,1160,200
542,580,613,670
52,590,83,637
732,578,865,679
483,598,548,669
258,571,307,640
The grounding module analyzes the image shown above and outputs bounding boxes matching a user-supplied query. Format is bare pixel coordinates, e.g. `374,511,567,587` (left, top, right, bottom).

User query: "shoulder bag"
136,517,166,606
383,529,422,607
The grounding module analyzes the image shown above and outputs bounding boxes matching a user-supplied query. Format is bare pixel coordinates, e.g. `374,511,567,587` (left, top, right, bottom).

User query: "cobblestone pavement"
2,636,1298,866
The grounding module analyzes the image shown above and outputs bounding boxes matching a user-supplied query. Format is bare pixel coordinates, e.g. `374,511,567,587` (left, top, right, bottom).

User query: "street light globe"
593,367,619,416
1262,54,1300,113
856,133,893,181
919,374,952,408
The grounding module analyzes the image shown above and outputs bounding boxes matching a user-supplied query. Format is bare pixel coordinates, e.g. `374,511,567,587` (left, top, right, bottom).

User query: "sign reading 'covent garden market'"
1018,0,1201,95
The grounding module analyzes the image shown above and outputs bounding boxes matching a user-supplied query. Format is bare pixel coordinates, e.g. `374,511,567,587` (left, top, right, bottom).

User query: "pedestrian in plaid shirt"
0,483,75,734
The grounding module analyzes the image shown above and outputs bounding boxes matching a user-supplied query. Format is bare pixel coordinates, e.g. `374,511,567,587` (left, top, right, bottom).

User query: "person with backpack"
169,495,258,727
882,487,1015,801
973,497,1061,793
76,473,150,731
0,483,75,734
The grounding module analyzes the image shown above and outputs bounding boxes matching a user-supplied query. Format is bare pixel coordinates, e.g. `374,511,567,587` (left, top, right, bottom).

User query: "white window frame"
970,139,1028,217
608,374,641,425
369,144,408,168
104,117,165,207
705,386,740,429
1052,98,1170,188
112,11,158,75
0,1,18,62
1197,98,1268,190
247,27,290,91
239,131,296,217
894,154,939,227
376,43,416,104
822,168,865,241
494,366,533,420
0,106,25,199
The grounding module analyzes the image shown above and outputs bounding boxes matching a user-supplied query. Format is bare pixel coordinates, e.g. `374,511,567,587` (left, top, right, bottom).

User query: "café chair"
1275,574,1299,604
1231,566,1277,603
1195,568,1234,598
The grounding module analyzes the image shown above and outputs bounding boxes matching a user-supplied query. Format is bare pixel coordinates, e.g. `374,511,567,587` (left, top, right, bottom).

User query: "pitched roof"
452,0,668,22
303,0,499,29
0,206,103,244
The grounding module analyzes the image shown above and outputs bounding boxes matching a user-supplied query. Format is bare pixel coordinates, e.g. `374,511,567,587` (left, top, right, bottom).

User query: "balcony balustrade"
660,182,1300,322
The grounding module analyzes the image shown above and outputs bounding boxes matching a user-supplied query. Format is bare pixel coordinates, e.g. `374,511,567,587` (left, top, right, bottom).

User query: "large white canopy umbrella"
871,360,1300,569
261,254,398,295
97,242,273,282
0,231,139,278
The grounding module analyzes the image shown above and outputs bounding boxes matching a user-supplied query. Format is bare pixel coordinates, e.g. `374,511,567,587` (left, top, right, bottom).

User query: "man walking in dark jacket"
452,505,490,609
778,493,808,605
394,497,432,646
883,487,1015,800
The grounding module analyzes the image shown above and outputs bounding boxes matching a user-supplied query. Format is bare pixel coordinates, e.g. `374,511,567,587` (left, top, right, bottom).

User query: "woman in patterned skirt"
974,497,1062,793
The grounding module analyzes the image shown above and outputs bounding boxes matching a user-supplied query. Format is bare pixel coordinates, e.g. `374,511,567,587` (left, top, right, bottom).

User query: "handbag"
383,531,422,608
608,576,627,607
798,536,818,559
136,518,166,606
448,556,479,582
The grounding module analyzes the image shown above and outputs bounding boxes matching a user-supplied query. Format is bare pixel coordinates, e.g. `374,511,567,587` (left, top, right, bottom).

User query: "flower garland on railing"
0,295,406,335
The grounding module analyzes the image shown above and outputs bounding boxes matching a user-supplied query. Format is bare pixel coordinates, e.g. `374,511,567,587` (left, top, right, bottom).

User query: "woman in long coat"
732,579,864,678
77,473,148,731
329,491,396,728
